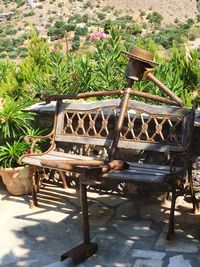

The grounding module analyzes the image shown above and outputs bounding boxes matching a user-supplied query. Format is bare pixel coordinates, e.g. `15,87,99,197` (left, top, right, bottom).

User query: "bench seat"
104,162,182,184
22,151,182,185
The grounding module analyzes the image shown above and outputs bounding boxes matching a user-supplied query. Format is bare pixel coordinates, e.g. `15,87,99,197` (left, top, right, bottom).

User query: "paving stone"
87,202,114,227
113,220,155,238
42,258,74,267
90,233,134,265
131,249,166,260
25,209,73,223
97,194,127,207
133,259,163,267
115,201,137,219
167,255,192,267
1,259,38,267
155,226,199,253
140,202,169,223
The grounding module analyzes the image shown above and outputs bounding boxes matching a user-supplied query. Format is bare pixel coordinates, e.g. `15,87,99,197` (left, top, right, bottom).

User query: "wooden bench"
20,89,199,263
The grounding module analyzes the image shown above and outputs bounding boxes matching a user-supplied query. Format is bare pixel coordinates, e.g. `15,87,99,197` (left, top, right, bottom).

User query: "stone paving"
0,179,200,267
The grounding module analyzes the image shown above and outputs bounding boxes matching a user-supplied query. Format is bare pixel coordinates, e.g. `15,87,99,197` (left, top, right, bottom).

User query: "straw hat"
122,47,158,66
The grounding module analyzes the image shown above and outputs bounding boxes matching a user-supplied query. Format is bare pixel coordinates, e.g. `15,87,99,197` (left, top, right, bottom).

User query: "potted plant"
0,99,41,196
0,140,34,195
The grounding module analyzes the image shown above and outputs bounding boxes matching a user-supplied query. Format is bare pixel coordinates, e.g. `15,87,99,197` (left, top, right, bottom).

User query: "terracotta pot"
0,166,34,196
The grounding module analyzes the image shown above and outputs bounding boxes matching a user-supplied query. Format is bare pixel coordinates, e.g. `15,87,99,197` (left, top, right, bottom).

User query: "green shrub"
0,52,7,58
75,26,88,36
8,51,17,59
5,28,17,35
16,0,26,8
5,46,14,52
71,34,80,51
58,2,64,8
83,1,92,8
146,11,163,25
19,51,28,58
97,12,106,20
129,23,142,35
24,10,35,17
140,10,146,17
152,27,186,48
65,23,76,31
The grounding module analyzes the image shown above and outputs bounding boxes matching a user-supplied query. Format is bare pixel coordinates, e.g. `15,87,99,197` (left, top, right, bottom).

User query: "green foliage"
129,23,142,35
68,14,88,24
135,45,200,107
0,140,28,168
48,20,68,37
8,51,17,59
71,33,80,51
16,0,26,8
0,100,34,143
92,26,127,90
27,30,50,71
75,26,88,36
65,23,76,32
152,26,187,49
24,10,35,17
0,52,7,59
146,11,163,25
32,51,70,94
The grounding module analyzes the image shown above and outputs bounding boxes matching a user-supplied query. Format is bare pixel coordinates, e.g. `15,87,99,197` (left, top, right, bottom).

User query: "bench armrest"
24,130,55,154
18,130,56,165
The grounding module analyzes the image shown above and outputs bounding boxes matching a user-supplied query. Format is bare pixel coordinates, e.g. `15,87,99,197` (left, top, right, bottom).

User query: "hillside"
0,0,198,34
0,0,199,60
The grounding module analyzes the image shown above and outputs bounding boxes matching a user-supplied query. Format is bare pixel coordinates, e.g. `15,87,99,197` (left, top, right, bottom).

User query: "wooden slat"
55,135,113,147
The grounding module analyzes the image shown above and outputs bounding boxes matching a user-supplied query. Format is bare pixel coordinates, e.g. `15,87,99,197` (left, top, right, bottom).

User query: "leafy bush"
129,23,142,35
47,20,67,37
19,51,28,58
0,140,28,168
5,28,17,35
8,51,17,59
5,46,15,52
0,100,34,142
16,0,26,8
71,34,80,51
24,11,35,17
152,27,187,48
0,52,7,59
146,11,163,25
65,23,76,32
75,26,88,36
97,12,107,20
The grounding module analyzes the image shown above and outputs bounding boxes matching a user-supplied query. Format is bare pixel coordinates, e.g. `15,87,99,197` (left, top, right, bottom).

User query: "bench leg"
61,181,98,263
30,167,39,208
188,163,199,213
167,184,176,240
58,171,68,189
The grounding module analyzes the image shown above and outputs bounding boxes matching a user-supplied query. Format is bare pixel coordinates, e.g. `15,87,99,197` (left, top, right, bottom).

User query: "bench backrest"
54,99,194,153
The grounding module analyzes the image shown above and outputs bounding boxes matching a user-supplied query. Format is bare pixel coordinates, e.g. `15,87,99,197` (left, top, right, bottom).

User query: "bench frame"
20,89,199,263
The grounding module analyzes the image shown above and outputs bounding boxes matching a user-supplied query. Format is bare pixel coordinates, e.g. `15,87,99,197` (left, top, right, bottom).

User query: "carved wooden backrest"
55,100,120,147
55,99,194,153
118,100,194,152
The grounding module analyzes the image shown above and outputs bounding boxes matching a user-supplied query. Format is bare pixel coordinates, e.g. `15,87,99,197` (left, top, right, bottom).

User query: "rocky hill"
0,0,198,34
0,0,199,60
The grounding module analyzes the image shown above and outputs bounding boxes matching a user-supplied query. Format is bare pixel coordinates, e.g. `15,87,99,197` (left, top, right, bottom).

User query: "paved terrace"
0,178,200,267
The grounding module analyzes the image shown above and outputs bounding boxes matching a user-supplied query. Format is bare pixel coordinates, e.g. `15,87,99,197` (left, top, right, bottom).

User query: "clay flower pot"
0,166,34,196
